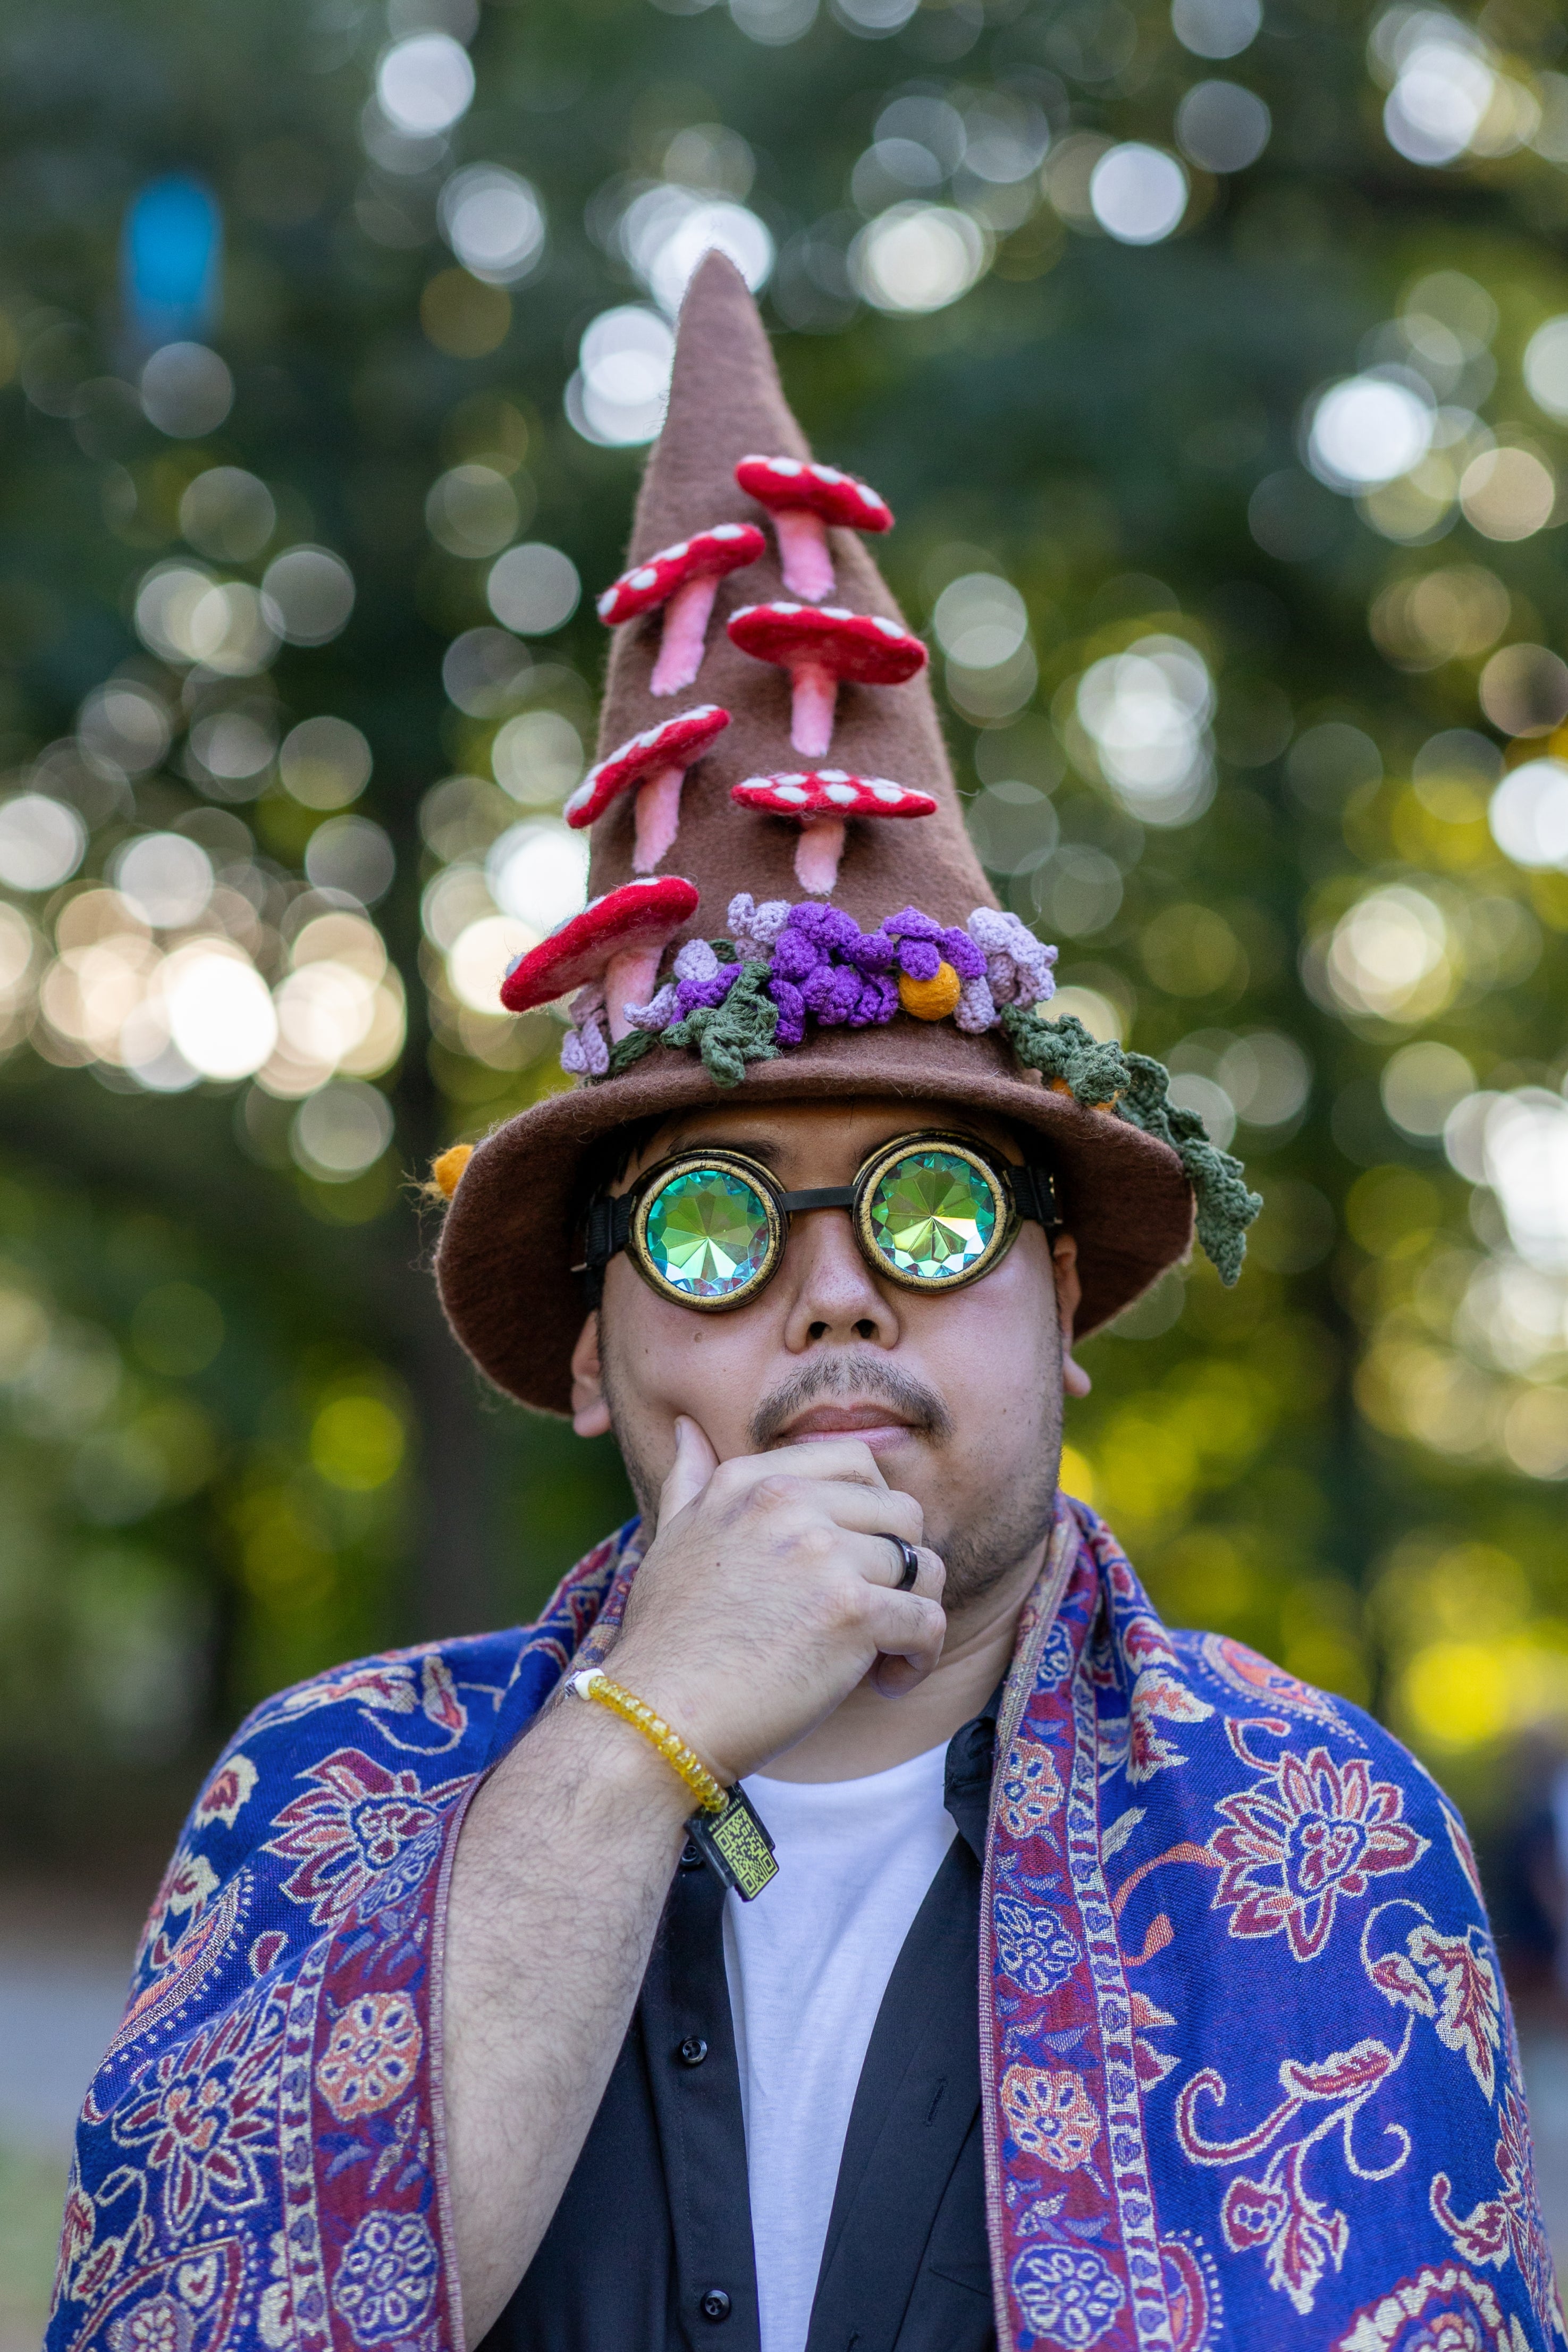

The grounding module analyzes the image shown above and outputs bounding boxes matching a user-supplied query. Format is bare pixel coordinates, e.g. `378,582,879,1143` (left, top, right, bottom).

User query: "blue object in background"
122,173,222,346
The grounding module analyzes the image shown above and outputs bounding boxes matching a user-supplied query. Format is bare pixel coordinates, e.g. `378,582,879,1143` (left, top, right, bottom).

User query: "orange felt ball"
898,962,962,1022
431,1144,474,1200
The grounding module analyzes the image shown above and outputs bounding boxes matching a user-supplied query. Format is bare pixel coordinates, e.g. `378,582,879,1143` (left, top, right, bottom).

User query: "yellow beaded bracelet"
569,1668,728,1815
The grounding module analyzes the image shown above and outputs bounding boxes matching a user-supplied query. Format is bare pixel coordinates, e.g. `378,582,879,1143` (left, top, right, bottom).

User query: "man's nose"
778,1207,900,1348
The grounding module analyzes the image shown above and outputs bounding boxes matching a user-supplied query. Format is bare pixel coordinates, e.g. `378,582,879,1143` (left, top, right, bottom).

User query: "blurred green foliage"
1,0,1566,1874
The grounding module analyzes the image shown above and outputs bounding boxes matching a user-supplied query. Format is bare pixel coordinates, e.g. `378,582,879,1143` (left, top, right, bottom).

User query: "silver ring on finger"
884,1535,921,1592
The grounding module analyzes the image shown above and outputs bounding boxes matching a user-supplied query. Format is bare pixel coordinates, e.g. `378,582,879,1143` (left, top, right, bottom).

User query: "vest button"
699,2289,731,2323
678,2036,709,2067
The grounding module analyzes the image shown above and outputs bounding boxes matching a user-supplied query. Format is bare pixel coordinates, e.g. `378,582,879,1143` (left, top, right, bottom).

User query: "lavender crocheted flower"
967,908,1058,1009
560,983,611,1075
728,893,792,961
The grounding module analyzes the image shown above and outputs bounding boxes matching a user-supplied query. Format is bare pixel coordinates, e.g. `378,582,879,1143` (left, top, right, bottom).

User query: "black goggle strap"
575,1151,1061,1300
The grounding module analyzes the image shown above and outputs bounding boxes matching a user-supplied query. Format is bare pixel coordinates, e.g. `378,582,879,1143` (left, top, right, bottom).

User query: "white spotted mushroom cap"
564,705,729,830
730,770,938,821
735,456,893,533
727,602,927,685
595,523,765,625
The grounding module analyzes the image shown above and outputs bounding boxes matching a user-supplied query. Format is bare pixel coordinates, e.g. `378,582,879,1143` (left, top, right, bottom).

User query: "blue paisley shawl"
48,1499,1565,2352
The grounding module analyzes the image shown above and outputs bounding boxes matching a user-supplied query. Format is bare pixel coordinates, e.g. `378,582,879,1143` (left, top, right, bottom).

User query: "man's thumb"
657,1415,718,1529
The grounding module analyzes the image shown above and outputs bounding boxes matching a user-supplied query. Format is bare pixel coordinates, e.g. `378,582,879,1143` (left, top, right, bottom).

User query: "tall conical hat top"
584,250,990,932
434,252,1258,1415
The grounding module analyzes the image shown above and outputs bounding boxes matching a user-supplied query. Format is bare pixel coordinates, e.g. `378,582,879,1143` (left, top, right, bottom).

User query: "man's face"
571,1098,1082,1612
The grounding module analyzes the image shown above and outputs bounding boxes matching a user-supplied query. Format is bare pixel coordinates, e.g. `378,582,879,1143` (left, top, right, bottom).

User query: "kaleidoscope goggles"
580,1131,1060,1313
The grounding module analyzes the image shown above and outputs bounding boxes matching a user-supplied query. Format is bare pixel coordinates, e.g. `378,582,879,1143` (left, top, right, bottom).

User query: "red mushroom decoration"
731,769,935,894
564,705,729,873
726,603,927,761
735,456,893,604
500,874,698,1040
596,524,765,696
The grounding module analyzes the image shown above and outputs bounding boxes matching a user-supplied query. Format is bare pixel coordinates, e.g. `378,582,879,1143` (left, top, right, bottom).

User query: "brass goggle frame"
580,1129,1060,1314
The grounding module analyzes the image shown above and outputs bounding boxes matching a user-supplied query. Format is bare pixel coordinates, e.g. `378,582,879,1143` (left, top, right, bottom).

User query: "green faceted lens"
867,1150,998,1284
643,1167,774,1302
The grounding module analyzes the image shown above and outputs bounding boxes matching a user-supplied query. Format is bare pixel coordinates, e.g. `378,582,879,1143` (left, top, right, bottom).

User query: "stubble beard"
599,1330,1064,1613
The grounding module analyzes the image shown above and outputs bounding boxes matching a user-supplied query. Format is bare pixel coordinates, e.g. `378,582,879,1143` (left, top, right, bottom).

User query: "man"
52,256,1561,2352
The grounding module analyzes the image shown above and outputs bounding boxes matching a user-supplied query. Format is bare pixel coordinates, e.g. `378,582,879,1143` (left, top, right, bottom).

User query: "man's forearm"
442,1696,693,2345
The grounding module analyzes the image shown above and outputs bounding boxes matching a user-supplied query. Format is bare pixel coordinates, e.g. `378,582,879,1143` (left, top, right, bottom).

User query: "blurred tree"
1,0,1566,1870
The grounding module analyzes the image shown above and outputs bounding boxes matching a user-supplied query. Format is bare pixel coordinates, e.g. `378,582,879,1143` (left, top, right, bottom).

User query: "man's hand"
608,1415,947,1780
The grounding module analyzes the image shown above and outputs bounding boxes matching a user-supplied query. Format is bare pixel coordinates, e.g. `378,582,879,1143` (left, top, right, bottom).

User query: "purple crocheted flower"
768,976,807,1046
884,906,941,941
772,925,824,986
849,974,900,1026
940,925,987,982
674,966,739,1016
842,927,897,975
803,960,864,1026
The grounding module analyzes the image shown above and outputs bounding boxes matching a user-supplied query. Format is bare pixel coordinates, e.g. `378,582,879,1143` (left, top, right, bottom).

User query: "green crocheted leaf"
1001,1005,1262,1285
665,960,780,1090
600,1029,656,1080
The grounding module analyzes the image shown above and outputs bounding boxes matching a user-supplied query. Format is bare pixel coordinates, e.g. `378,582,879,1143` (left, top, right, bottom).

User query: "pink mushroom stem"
631,764,686,874
650,575,721,696
794,819,846,895
773,509,835,603
788,661,837,758
604,944,665,1041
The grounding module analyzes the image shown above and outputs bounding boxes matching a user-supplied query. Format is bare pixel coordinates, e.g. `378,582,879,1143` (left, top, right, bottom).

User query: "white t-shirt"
722,1744,957,2352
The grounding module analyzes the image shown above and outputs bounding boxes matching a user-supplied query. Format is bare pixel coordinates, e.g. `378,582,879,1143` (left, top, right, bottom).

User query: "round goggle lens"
643,1167,773,1303
866,1149,998,1284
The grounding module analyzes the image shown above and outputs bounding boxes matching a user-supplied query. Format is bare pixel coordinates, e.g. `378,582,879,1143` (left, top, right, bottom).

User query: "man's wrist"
546,1674,706,1825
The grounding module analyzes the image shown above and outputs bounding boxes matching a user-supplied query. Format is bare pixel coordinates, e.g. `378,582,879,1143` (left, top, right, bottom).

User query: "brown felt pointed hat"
435,252,1255,1415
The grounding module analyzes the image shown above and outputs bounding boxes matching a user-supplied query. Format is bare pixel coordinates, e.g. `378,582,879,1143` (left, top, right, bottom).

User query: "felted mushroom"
596,524,765,696
726,603,927,760
563,705,730,873
499,874,699,1041
734,457,893,603
730,769,935,894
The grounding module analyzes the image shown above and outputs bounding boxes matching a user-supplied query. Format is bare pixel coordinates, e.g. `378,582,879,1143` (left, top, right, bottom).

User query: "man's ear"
1051,1234,1092,1398
570,1312,612,1438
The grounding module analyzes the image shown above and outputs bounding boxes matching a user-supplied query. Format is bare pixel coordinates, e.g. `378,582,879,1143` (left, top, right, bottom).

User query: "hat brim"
434,1017,1194,1415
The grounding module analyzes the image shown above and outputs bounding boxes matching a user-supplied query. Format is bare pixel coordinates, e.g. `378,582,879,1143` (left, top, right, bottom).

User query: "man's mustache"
748,1352,952,1452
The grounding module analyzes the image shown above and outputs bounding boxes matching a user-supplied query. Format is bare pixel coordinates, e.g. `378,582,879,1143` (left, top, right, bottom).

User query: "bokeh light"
140,341,233,437
1175,81,1271,172
486,543,580,635
304,815,395,905
112,834,214,928
280,717,373,810
568,307,674,446
290,1080,395,1179
438,164,545,285
0,793,87,890
852,205,989,313
1088,145,1188,244
179,467,275,562
1075,635,1216,824
1306,373,1435,490
486,819,589,931
1522,315,1568,420
1488,759,1568,869
261,546,356,646
1171,0,1260,59
375,33,474,137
